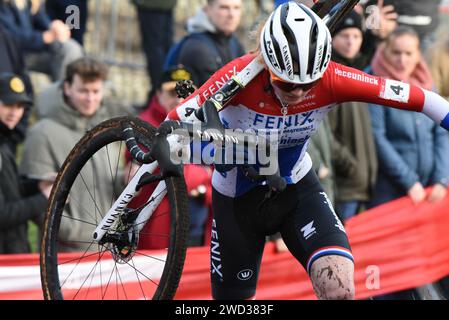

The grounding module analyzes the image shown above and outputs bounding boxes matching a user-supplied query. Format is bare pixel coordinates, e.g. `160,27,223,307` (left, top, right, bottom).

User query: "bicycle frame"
92,162,163,241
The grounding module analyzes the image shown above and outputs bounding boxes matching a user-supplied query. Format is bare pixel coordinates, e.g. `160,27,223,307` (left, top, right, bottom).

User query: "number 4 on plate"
381,79,410,103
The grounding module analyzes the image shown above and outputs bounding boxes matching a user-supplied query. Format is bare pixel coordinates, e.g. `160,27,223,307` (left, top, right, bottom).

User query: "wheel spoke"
72,248,108,300
101,259,118,300
59,241,97,289
78,171,105,221
134,251,166,263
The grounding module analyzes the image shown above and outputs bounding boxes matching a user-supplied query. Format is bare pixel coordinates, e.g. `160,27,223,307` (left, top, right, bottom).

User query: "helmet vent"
280,3,300,77
318,32,330,72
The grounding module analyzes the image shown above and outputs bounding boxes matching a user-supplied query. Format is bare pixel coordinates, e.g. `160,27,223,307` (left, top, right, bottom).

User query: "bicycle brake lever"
194,108,205,122
194,100,226,133
149,122,184,178
202,100,225,132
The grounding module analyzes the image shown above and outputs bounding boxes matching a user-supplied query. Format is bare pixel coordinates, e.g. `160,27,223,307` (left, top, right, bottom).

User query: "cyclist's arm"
166,54,256,123
328,62,449,131
164,54,256,165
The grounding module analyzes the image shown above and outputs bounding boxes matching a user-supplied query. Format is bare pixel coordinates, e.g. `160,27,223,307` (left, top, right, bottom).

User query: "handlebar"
124,99,287,192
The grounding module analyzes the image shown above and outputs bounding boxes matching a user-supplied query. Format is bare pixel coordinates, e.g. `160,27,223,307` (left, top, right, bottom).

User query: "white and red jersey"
168,54,449,197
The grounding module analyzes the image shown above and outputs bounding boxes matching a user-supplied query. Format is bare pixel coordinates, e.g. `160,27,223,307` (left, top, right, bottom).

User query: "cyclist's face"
205,0,242,36
0,102,25,129
270,72,318,105
64,74,104,117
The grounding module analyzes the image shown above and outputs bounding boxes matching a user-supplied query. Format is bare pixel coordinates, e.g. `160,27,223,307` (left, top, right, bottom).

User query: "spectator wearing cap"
0,73,52,254
327,10,378,222
332,10,371,70
141,66,195,127
126,66,213,248
19,58,132,252
0,24,33,154
0,0,84,81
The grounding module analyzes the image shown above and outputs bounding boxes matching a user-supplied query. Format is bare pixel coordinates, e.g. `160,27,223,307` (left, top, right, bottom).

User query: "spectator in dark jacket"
0,25,29,83
176,0,245,87
327,11,378,222
0,73,52,254
0,24,32,154
0,0,83,81
133,0,177,91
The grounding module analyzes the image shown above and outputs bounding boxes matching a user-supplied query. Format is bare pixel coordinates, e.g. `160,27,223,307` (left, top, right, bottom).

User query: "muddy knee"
310,255,355,300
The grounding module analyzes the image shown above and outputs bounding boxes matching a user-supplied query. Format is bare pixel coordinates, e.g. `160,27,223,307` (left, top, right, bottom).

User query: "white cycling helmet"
260,2,332,84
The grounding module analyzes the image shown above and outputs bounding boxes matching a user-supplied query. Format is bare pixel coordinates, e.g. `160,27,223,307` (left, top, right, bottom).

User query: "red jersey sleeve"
326,61,425,112
167,54,257,122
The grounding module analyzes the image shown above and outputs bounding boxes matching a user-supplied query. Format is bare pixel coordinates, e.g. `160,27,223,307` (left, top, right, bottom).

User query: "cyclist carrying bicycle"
166,2,449,300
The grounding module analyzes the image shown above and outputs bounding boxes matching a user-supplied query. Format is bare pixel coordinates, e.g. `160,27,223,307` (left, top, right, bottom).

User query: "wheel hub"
99,209,140,264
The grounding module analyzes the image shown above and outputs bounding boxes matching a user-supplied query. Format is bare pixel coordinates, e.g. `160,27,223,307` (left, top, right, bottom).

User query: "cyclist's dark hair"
64,57,109,85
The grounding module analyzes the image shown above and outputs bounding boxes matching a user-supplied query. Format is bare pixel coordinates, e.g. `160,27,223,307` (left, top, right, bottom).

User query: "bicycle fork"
92,161,167,242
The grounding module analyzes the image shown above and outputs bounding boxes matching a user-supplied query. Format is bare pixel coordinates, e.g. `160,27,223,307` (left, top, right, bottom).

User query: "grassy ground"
28,222,39,253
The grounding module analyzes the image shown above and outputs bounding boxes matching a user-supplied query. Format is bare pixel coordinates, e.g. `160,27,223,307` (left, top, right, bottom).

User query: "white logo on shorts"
237,269,254,281
301,221,317,240
320,192,346,233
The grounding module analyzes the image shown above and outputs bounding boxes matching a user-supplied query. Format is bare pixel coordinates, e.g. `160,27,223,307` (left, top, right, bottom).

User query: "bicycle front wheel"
40,116,189,300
